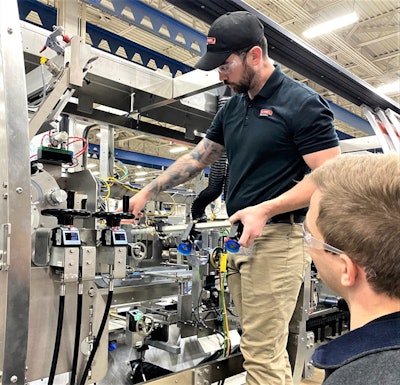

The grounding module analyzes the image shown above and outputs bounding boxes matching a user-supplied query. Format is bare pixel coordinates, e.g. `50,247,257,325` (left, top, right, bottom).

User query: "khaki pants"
227,223,310,385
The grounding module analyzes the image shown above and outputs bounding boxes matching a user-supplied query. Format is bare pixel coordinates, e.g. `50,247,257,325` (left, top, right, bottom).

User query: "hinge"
0,223,11,270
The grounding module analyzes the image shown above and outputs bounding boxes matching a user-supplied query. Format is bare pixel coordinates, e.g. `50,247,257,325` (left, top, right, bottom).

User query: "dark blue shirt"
312,312,400,384
206,65,338,216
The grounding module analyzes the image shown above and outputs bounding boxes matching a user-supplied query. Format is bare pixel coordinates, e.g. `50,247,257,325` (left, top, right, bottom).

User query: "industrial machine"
1,1,398,385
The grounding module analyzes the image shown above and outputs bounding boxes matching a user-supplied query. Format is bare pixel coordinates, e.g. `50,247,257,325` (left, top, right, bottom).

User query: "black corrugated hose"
191,95,231,220
79,285,114,385
48,282,66,385
191,152,228,220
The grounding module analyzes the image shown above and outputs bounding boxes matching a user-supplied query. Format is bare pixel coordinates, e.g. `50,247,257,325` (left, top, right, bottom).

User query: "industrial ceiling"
22,0,400,187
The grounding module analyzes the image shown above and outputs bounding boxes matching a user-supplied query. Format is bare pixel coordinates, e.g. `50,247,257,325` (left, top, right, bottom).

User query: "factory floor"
212,369,325,385
301,369,325,384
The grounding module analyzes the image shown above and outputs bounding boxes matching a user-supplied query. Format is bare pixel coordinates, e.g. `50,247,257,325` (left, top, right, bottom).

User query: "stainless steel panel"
142,353,244,385
0,0,32,383
173,69,221,99
57,0,82,46
0,272,7,382
26,268,108,383
81,246,96,281
58,170,99,229
105,282,179,308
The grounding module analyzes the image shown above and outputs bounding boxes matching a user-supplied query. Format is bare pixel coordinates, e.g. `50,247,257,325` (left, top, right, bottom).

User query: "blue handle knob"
225,239,240,253
178,242,192,256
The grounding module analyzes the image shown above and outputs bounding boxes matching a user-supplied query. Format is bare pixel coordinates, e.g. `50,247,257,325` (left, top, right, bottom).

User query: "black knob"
122,195,130,213
67,190,76,209
229,222,243,240
41,208,91,226
92,211,135,227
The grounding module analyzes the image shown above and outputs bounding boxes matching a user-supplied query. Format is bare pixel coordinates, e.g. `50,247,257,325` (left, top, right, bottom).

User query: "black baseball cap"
195,11,264,71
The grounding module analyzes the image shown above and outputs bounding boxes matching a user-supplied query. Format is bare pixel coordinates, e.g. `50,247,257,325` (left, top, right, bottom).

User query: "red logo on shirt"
260,109,273,117
207,37,216,45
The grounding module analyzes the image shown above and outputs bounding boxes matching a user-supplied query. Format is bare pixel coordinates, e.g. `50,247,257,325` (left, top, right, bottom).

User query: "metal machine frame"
0,1,32,383
0,1,398,385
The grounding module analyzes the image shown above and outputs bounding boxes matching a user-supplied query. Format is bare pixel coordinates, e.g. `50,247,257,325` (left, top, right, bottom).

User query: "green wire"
220,271,228,356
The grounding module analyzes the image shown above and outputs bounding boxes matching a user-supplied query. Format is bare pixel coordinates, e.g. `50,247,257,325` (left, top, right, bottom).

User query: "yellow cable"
219,268,231,357
220,253,228,273
222,271,230,356
107,176,140,192
99,179,111,200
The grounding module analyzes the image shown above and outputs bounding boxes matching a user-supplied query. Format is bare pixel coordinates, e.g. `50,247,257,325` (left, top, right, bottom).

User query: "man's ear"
248,46,262,65
339,254,358,287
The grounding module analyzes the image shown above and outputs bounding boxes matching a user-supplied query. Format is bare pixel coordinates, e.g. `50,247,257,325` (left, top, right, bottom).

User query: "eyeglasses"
302,221,343,255
217,51,248,74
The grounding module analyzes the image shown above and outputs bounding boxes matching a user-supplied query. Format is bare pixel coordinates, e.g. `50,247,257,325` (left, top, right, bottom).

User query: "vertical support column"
57,0,85,39
288,265,312,385
99,125,115,181
0,0,32,383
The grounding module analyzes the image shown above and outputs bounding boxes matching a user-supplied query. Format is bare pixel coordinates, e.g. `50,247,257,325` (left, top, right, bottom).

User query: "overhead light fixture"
303,12,359,38
94,104,126,116
376,80,400,95
135,171,148,176
169,146,188,154
68,97,126,116
134,177,146,182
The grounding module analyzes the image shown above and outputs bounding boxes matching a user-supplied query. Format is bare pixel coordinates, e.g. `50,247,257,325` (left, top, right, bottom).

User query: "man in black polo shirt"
125,11,340,385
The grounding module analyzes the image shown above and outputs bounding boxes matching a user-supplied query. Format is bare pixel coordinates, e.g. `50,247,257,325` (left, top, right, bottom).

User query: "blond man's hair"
310,153,400,298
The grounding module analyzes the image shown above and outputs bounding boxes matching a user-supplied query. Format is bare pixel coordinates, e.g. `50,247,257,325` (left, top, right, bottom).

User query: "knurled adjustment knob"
92,211,134,227
92,195,134,227
41,208,91,226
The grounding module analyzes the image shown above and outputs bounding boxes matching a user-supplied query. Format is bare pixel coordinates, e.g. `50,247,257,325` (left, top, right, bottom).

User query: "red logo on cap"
207,37,216,45
260,109,273,117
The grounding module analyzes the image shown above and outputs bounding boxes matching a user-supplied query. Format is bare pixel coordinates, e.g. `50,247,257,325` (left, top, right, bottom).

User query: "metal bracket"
28,36,98,139
0,223,11,270
194,366,211,385
146,339,181,355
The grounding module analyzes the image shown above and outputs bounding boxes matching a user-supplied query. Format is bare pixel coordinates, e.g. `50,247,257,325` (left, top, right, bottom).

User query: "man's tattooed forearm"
146,162,202,194
145,138,225,195
190,138,224,165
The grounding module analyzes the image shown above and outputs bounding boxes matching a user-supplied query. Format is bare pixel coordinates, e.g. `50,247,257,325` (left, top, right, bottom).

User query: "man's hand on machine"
229,204,270,248
115,191,148,220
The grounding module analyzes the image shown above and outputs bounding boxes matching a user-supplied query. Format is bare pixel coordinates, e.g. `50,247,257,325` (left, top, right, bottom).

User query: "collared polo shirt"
312,312,400,384
206,65,338,216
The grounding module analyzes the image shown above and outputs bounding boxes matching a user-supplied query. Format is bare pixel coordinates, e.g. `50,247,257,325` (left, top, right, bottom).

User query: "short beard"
225,62,255,94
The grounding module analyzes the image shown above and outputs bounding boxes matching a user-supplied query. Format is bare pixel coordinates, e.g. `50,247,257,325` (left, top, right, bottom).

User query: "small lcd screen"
65,231,79,241
114,233,126,241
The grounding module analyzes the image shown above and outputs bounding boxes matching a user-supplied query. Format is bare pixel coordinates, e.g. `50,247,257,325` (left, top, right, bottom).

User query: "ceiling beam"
166,0,400,114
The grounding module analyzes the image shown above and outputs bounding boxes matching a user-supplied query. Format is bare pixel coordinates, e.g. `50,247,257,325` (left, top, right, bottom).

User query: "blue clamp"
177,241,193,256
225,222,243,253
225,238,241,253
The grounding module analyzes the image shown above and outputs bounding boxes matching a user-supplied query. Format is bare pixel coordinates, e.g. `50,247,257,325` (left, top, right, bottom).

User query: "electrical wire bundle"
218,252,231,358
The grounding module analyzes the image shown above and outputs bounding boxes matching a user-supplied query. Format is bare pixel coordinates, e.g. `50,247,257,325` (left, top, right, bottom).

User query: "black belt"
268,212,306,224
